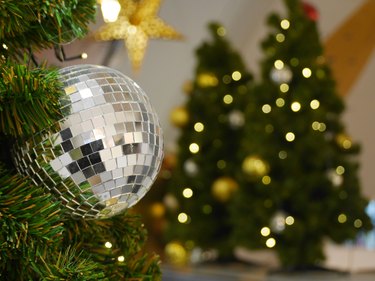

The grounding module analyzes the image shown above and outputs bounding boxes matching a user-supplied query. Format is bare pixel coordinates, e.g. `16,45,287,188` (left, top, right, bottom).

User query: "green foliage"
0,0,97,60
0,60,63,138
0,165,108,280
64,213,161,281
33,246,106,281
165,22,253,259
230,0,372,268
0,164,60,279
0,162,161,280
0,165,63,246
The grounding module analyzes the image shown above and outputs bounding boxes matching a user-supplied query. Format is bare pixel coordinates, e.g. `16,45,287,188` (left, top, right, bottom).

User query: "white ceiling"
41,0,375,199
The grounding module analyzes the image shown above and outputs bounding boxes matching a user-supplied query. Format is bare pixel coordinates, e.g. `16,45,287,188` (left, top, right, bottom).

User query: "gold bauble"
242,155,269,178
149,202,166,218
164,241,188,266
197,72,218,88
182,80,193,95
163,152,177,170
170,106,189,128
336,133,352,149
211,176,239,202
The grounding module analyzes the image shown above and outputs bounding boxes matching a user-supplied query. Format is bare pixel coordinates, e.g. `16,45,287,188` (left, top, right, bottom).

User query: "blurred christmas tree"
230,0,372,269
164,22,253,262
0,1,160,280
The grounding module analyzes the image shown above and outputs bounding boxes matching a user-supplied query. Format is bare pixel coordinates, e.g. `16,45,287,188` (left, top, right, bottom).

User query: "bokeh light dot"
276,98,285,107
336,166,345,175
274,60,284,70
265,124,274,133
262,176,271,185
223,94,233,104
178,213,189,223
261,227,271,237
182,188,193,198
222,75,231,84
278,150,287,159
318,123,326,132
194,122,204,132
343,139,352,149
338,213,347,223
266,238,276,248
280,19,290,30
354,219,362,228
232,71,242,81
262,104,272,114
310,99,320,110
285,216,295,225
291,102,301,112
302,68,312,78
280,83,289,93
312,121,320,130
217,160,226,169
276,33,285,42
189,143,200,154
285,132,295,142
217,26,226,36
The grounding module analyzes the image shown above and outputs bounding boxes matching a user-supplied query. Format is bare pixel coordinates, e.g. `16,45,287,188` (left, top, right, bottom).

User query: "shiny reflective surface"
13,64,163,219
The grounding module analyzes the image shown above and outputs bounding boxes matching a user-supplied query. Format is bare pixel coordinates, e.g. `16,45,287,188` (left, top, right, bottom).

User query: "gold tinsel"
170,106,189,128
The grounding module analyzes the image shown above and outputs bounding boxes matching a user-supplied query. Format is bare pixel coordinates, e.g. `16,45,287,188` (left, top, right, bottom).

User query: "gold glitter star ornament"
95,0,183,71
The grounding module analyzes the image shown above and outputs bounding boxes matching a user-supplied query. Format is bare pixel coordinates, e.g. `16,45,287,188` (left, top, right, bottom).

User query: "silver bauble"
13,64,163,219
163,193,179,211
183,159,198,176
327,169,343,187
228,110,245,129
270,66,293,84
270,211,286,233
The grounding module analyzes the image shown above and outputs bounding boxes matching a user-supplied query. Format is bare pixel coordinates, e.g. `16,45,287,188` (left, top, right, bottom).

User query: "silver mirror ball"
13,64,164,219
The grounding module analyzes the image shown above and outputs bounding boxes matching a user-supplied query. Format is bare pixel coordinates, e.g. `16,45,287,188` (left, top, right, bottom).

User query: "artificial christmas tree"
0,1,161,280
230,0,372,269
164,22,253,262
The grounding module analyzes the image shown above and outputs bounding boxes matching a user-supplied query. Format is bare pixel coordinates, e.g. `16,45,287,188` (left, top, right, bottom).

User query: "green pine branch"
0,60,63,138
64,213,162,281
0,0,96,60
0,164,63,279
33,246,106,281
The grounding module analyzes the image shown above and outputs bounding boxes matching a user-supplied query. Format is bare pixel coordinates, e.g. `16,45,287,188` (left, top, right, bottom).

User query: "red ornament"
303,2,319,21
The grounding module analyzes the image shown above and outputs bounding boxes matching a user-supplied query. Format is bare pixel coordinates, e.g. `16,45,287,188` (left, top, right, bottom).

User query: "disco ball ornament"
13,64,163,219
